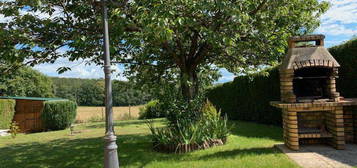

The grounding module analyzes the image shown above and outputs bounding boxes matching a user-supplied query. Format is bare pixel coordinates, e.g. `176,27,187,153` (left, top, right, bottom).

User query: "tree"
0,0,329,101
77,80,105,106
0,66,54,97
52,77,82,102
121,0,329,100
112,80,151,106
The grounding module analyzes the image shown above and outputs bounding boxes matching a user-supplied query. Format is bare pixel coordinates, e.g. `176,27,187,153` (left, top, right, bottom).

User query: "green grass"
0,119,299,168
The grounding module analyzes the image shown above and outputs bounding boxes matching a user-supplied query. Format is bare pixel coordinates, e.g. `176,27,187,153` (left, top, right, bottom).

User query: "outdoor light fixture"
100,0,120,167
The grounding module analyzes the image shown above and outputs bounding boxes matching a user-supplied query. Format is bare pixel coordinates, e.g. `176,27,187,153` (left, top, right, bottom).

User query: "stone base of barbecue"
271,99,357,151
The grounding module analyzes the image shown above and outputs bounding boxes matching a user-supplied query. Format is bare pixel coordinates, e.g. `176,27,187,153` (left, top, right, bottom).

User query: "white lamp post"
101,0,119,167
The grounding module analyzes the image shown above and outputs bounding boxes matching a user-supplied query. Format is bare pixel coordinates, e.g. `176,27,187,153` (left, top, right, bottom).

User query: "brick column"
280,69,296,103
343,107,354,143
326,106,345,149
283,110,299,150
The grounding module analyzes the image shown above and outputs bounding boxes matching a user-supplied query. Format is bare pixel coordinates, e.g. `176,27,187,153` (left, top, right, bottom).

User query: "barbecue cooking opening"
293,67,333,101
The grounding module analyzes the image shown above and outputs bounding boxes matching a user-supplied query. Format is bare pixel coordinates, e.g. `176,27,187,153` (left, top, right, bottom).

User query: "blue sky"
2,0,357,83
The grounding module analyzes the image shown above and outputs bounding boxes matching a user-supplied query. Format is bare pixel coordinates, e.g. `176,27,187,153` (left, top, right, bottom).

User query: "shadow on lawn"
0,133,182,168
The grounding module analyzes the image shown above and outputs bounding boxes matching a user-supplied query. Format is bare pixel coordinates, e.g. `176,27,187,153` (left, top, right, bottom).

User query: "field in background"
76,105,143,123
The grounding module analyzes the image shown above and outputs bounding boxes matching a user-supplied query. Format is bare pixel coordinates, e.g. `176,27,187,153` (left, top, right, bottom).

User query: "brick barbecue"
271,35,357,150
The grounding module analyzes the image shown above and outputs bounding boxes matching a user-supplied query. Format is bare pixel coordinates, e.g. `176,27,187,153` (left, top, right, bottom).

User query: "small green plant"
9,121,20,139
201,99,218,119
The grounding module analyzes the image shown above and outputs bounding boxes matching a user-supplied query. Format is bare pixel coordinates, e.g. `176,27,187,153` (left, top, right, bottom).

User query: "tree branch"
192,43,211,69
188,31,199,60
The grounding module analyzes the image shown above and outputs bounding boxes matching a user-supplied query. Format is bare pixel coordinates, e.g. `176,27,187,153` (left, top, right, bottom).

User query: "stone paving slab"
275,144,357,168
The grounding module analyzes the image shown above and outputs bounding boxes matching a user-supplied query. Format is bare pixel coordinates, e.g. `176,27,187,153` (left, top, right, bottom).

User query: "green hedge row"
0,99,16,129
208,38,357,126
329,39,357,98
207,68,281,125
42,100,77,130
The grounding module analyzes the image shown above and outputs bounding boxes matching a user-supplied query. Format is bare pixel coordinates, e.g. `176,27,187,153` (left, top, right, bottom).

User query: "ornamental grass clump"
147,99,230,153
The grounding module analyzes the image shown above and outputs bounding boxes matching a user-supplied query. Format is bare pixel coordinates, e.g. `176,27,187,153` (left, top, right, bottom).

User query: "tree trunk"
180,68,199,101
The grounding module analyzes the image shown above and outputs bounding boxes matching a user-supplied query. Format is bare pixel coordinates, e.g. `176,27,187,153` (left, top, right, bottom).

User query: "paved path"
275,144,357,168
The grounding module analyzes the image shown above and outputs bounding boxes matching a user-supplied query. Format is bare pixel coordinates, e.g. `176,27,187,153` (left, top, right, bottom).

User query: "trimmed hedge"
329,38,357,98
0,99,16,129
207,68,281,125
42,100,77,130
208,38,357,126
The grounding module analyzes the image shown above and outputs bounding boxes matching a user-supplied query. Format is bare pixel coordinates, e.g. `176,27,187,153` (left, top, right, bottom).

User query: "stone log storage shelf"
271,34,357,150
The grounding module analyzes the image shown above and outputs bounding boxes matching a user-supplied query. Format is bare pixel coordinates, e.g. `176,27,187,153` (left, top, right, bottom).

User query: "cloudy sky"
3,0,357,83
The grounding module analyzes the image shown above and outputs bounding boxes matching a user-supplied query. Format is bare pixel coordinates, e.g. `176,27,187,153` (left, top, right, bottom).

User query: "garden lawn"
0,119,299,168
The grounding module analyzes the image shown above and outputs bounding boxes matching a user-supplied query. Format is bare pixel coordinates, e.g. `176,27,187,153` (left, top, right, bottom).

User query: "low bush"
0,99,16,129
42,100,77,130
147,99,230,153
139,100,166,119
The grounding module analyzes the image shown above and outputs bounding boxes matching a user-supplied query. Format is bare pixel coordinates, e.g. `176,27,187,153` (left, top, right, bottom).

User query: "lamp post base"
104,132,119,168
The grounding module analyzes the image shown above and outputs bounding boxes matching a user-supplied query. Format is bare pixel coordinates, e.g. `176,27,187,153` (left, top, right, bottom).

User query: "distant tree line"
52,77,152,106
0,67,152,106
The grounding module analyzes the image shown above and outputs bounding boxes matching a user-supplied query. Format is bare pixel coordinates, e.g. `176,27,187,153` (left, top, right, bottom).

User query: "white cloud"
325,40,345,47
316,24,357,36
34,58,127,81
320,0,357,24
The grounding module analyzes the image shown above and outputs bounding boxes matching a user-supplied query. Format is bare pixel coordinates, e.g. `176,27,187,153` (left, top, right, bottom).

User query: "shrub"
9,121,20,138
147,99,230,153
42,100,77,130
201,100,230,140
139,100,166,119
0,99,16,129
201,99,219,119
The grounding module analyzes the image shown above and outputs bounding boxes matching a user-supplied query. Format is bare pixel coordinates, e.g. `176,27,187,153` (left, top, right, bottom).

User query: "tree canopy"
0,0,329,100
0,66,54,97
